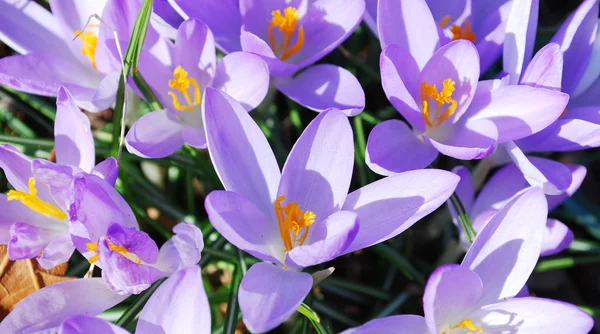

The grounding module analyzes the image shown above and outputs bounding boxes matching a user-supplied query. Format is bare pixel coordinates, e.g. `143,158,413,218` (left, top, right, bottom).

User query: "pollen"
74,30,98,70
168,66,202,112
274,196,316,252
451,319,483,333
7,177,66,221
268,7,305,61
420,78,458,128
439,16,477,43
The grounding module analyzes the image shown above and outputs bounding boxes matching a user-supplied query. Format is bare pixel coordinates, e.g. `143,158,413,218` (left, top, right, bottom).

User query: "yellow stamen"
7,178,66,221
451,319,483,333
420,78,458,128
448,19,477,43
168,66,202,112
440,15,451,28
268,7,305,61
274,196,316,253
74,30,98,70
85,241,143,264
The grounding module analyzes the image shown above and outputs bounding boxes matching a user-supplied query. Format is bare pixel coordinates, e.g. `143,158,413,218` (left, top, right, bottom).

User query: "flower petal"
275,64,365,116
0,194,46,244
137,266,211,334
106,223,159,263
452,166,475,213
475,1,512,73
37,231,75,270
174,18,216,88
462,187,547,305
0,144,33,192
92,157,119,186
341,315,429,334
156,223,204,276
7,222,54,261
366,119,438,175
125,110,186,159
55,87,95,172
240,29,302,76
520,43,563,90
0,278,127,333
239,262,312,333
286,211,359,268
205,190,282,264
427,119,498,160
503,0,539,84
203,88,280,218
341,169,459,254
546,164,587,211
540,218,573,257
363,0,378,37
278,109,353,222
60,314,129,334
212,51,270,111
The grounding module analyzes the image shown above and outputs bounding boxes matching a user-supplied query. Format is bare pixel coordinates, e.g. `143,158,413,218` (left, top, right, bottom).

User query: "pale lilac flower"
201,88,459,332
344,187,594,334
125,18,270,158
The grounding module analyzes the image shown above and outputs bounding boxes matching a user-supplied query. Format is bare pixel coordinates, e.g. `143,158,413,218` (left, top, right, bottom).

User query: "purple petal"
32,159,82,211
174,0,242,53
366,119,438,175
212,51,270,111
462,187,547,305
106,223,159,263
363,0,378,37
174,19,216,88
239,262,312,333
125,110,185,159
427,119,498,160
8,222,53,260
503,0,539,84
286,211,359,268
468,85,569,142
380,44,423,130
540,218,573,257
138,266,211,333
0,144,33,192
204,190,282,264
475,1,512,73
0,193,48,244
98,238,163,295
418,40,480,123
378,0,439,69
343,315,429,334
37,231,75,270
67,72,120,112
92,157,119,186
423,264,483,332
0,278,127,333
156,223,204,275
520,43,563,90
452,166,475,213
547,164,587,211
278,109,353,222
342,169,459,254
60,315,129,334
203,88,280,218
473,297,593,333
240,29,302,76
275,64,365,116
551,0,599,94
55,87,95,172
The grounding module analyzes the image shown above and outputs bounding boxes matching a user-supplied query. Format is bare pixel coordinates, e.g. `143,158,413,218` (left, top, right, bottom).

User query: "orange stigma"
268,7,305,61
420,78,458,128
440,15,477,43
274,196,316,252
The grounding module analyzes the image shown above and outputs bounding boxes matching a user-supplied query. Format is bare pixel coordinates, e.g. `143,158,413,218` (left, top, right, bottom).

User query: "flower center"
448,319,483,333
420,78,458,128
86,241,142,264
274,196,316,252
168,66,202,112
440,16,477,43
7,177,66,221
74,30,98,70
268,7,305,61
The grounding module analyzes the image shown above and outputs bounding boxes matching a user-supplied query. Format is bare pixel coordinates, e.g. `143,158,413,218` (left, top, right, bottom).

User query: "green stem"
450,193,476,243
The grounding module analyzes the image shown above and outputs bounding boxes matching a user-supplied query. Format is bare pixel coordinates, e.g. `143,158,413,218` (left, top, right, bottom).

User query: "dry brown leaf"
0,245,75,319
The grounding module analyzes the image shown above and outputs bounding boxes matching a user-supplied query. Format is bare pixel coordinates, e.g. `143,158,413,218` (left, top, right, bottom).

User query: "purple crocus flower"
451,161,586,256
0,88,117,269
125,18,270,158
343,187,594,334
376,0,513,73
0,264,209,333
365,39,568,175
201,87,459,332
170,0,366,115
0,0,124,111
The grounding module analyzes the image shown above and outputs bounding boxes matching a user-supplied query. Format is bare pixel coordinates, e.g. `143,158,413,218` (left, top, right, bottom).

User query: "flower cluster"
0,0,598,333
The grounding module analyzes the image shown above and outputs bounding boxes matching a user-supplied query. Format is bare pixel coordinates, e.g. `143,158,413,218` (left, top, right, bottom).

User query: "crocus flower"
451,160,586,256
171,0,366,115
0,261,208,333
125,18,270,158
365,39,568,175
343,187,594,334
0,88,117,269
201,87,459,332
0,0,124,111
376,0,513,73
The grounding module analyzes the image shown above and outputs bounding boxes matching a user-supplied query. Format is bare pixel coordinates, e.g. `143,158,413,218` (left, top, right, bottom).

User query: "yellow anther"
440,15,451,28
268,7,305,61
451,319,483,333
449,20,476,43
84,240,142,264
420,78,458,128
274,196,316,252
7,178,66,221
168,66,202,112
74,30,98,70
